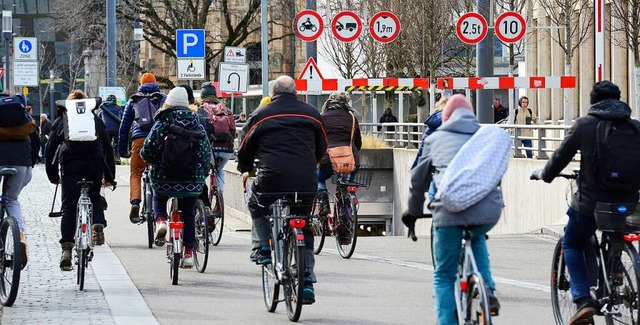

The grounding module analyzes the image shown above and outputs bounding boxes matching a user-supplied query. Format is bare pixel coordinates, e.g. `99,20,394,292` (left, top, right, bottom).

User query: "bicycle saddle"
0,167,17,176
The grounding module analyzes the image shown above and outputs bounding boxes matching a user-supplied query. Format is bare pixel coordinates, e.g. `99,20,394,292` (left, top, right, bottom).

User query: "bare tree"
318,0,364,78
610,0,640,115
537,0,594,124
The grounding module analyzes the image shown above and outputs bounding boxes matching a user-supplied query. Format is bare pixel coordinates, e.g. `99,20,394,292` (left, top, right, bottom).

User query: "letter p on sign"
176,29,206,58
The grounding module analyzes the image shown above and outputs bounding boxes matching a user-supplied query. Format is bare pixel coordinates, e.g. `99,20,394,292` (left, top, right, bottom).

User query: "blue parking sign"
176,29,206,58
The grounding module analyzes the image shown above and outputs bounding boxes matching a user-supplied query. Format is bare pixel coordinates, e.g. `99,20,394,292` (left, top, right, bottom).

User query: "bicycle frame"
76,184,93,251
454,231,491,325
142,170,153,218
268,200,306,283
168,198,184,257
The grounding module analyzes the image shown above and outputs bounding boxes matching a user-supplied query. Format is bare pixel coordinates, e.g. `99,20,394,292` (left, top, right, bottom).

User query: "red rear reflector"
82,223,87,233
296,233,305,240
353,198,359,205
289,219,306,228
170,222,184,230
347,186,358,192
171,211,181,222
625,234,640,242
460,280,468,292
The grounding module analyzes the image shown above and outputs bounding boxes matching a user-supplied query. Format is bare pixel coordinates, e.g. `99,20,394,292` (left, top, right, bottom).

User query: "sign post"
175,29,206,81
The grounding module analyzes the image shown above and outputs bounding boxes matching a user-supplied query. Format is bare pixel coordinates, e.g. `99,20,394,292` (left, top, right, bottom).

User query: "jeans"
130,138,148,203
317,166,333,191
522,139,533,158
213,151,232,194
247,183,316,282
0,166,32,232
153,195,197,248
433,224,496,325
563,208,598,303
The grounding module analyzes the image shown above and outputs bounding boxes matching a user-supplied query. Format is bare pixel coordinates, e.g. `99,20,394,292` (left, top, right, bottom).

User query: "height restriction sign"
456,12,488,44
494,11,526,44
369,11,401,43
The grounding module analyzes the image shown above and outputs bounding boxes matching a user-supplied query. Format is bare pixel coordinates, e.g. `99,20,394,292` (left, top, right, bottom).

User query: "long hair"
321,92,351,113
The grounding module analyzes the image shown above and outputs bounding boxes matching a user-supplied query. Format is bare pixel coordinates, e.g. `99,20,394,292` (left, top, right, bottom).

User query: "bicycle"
0,167,22,306
548,172,640,325
74,179,99,291
259,192,313,322
139,169,155,248
167,197,186,285
208,157,225,246
311,165,372,259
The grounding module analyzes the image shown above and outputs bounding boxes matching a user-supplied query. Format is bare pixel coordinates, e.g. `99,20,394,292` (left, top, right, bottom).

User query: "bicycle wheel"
210,191,224,246
0,217,21,306
284,228,305,322
551,237,575,325
194,200,209,273
262,238,279,312
311,196,326,255
146,211,154,249
336,195,358,259
78,248,89,291
465,273,492,325
604,241,640,325
171,252,180,285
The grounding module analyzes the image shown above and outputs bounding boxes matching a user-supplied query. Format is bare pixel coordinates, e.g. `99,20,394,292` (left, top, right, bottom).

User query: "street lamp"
3,10,12,93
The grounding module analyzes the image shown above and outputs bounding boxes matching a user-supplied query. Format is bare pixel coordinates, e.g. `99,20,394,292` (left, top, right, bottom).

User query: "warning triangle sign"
298,58,324,81
226,49,235,57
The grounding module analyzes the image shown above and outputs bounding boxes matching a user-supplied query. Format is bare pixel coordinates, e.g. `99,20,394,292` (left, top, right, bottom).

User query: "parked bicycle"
549,171,640,325
259,192,313,322
311,165,372,259
0,167,22,306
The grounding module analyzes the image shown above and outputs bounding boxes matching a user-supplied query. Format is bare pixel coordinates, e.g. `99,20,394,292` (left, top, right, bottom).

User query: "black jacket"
237,93,327,193
378,112,398,131
319,108,362,167
0,131,39,167
541,99,640,215
40,119,51,143
45,106,116,184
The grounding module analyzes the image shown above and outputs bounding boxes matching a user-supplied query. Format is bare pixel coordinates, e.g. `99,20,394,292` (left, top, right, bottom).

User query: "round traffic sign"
331,11,363,43
369,11,401,43
495,11,526,44
294,10,324,42
456,12,488,44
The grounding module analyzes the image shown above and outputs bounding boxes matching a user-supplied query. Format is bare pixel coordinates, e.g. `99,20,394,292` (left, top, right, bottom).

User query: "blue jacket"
100,102,122,133
118,83,166,155
411,110,443,169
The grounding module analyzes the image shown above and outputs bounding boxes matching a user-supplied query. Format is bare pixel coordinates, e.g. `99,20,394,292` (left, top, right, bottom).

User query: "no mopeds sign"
294,10,324,42
331,11,363,43
456,12,488,44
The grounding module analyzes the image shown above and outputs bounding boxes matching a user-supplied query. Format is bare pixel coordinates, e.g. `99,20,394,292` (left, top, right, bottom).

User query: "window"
35,18,55,42
246,43,261,85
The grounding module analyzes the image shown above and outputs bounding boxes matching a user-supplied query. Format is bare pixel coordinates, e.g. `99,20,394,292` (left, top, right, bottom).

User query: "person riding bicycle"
99,95,122,165
404,95,501,325
317,92,361,244
118,73,166,224
530,81,640,325
140,87,211,269
237,75,327,305
45,90,116,271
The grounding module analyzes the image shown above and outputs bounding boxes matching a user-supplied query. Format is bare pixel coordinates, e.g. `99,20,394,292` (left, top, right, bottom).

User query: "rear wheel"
336,195,358,259
171,252,180,285
604,242,640,325
146,211,154,249
210,191,224,246
465,273,492,324
262,238,279,312
551,237,574,325
311,196,326,255
284,228,305,322
0,217,21,306
194,200,209,273
78,248,88,291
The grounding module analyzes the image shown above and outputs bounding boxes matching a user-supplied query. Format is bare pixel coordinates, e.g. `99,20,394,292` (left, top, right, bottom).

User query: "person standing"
378,107,398,133
39,114,52,163
493,98,508,123
236,113,247,124
99,95,123,164
514,96,539,158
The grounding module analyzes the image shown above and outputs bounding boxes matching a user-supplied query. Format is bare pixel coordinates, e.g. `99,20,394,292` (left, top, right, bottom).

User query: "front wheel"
465,273,492,325
604,241,640,325
194,200,209,273
262,237,279,312
551,237,575,325
284,228,305,322
336,195,358,259
210,191,224,246
0,217,21,306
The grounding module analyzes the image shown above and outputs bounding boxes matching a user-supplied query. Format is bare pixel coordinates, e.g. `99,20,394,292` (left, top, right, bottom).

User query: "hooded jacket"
409,109,503,227
319,106,362,167
541,99,640,215
118,83,166,155
411,110,443,170
100,101,122,133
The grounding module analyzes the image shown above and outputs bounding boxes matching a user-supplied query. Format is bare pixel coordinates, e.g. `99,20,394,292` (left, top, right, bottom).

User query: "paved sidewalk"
1,166,157,324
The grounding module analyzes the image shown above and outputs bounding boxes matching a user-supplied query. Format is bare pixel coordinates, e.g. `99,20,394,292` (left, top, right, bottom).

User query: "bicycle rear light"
460,280,468,292
347,186,358,193
353,198,359,205
289,219,306,228
171,210,181,222
170,221,184,230
624,234,640,242
81,223,87,233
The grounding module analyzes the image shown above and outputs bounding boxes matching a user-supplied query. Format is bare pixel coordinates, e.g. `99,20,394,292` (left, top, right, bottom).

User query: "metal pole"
305,0,317,109
231,93,235,114
4,38,9,93
106,0,117,87
49,70,55,119
261,0,269,97
476,0,494,124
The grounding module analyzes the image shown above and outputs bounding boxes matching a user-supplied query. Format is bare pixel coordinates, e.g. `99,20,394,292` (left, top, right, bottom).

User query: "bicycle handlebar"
557,173,578,180
402,213,433,242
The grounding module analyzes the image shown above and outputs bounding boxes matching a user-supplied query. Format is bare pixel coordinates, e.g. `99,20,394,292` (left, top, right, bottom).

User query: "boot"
317,190,330,219
92,224,105,246
60,242,74,271
19,233,27,269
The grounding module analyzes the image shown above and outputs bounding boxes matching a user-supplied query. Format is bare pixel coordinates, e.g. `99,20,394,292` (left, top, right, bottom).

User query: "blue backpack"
131,92,163,131
0,95,35,140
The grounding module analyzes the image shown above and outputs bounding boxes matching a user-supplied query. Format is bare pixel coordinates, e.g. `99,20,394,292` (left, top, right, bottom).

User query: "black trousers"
60,159,105,244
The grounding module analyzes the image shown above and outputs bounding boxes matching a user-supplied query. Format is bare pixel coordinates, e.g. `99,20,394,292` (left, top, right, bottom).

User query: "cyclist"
118,73,166,223
98,95,123,165
530,81,640,325
140,87,211,268
317,92,361,243
238,75,327,304
404,94,501,324
45,90,116,270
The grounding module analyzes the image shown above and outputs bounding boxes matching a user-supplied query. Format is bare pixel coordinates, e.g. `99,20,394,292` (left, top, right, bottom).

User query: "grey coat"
408,109,503,228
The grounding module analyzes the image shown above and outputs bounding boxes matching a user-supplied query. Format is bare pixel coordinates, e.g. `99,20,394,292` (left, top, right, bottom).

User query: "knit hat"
590,80,621,104
179,84,195,104
201,83,217,99
140,73,156,84
442,94,474,122
165,87,190,108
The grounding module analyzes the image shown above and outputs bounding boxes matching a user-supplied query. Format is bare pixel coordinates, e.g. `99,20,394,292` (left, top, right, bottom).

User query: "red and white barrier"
436,76,577,90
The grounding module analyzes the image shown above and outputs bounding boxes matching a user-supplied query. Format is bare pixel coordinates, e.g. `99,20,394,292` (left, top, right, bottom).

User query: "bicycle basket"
331,164,373,189
594,202,640,233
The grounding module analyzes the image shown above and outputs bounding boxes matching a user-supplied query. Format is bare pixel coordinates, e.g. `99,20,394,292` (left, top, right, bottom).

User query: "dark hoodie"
541,99,640,215
118,83,167,155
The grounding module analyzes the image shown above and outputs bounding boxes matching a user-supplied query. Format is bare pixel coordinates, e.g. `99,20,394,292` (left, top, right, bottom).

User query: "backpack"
161,123,206,180
436,126,511,213
0,95,35,140
202,102,233,143
131,93,163,131
514,108,533,124
61,98,98,152
593,119,640,192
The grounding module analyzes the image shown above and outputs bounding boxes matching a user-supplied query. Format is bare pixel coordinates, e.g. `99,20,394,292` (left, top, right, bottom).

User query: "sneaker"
60,242,74,271
129,204,141,223
204,206,216,233
317,190,330,219
302,281,315,304
92,224,105,246
569,298,597,325
249,247,260,263
154,218,168,247
255,246,272,265
19,233,27,269
183,247,194,268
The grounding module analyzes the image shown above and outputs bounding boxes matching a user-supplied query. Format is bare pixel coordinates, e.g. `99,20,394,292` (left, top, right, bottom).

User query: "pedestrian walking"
493,97,508,123
39,114,51,163
514,96,539,158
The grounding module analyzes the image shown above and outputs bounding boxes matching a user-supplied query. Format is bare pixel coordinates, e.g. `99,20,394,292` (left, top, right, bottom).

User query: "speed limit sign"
456,12,488,45
495,11,526,44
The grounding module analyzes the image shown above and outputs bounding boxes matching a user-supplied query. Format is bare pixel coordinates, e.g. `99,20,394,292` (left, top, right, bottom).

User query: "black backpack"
161,124,205,180
593,119,640,192
131,93,163,131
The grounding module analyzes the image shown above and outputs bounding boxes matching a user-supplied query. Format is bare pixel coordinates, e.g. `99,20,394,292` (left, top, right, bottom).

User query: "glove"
530,168,544,181
48,175,60,185
402,211,419,242
120,151,131,159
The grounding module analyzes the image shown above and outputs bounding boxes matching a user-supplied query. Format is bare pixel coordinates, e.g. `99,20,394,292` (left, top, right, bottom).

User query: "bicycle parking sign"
294,10,324,42
456,12,488,45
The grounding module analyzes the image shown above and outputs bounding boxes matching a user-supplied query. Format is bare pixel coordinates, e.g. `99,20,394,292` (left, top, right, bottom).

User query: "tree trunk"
563,63,571,125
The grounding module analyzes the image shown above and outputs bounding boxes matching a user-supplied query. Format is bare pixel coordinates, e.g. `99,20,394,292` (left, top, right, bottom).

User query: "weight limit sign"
456,12,488,45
